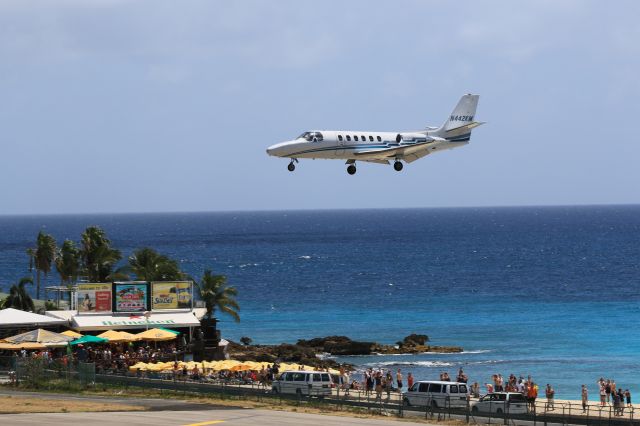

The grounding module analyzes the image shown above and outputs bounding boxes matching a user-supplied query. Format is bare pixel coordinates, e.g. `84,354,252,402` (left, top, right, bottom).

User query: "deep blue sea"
1,206,639,399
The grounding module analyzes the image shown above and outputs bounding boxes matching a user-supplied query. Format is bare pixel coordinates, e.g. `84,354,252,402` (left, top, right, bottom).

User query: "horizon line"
1,202,639,218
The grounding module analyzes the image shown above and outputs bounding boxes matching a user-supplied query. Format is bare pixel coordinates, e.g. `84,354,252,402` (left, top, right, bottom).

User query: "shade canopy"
5,328,73,347
70,335,108,345
61,330,83,338
0,308,67,328
97,330,139,343
0,342,47,350
135,328,177,341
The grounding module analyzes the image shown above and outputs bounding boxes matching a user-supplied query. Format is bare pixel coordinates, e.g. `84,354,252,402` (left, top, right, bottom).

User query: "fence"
1,355,95,389
2,360,639,426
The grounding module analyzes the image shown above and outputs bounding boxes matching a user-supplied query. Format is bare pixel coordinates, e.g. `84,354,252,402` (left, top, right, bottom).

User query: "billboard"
113,282,149,312
77,283,112,313
151,281,193,310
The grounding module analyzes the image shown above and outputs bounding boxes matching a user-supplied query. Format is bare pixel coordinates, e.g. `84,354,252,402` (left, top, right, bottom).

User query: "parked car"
271,370,333,397
470,392,528,414
403,380,469,408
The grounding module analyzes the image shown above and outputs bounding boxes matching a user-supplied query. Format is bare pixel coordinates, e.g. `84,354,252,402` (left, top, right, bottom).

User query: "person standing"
600,383,607,406
625,389,632,408
545,384,555,410
396,369,403,393
582,385,588,413
407,372,414,390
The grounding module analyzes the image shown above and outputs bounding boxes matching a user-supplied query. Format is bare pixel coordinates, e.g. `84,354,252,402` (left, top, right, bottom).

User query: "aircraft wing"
353,141,433,159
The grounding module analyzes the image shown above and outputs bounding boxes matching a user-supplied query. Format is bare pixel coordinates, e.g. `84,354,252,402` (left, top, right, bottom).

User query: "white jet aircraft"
267,94,483,175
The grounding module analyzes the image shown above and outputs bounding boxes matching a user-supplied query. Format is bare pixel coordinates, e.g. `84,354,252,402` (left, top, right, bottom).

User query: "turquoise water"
0,206,639,398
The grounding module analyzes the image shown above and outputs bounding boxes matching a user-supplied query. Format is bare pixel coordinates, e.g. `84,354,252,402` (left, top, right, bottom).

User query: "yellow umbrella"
230,364,253,372
61,330,83,339
97,330,139,343
135,328,178,342
0,342,21,350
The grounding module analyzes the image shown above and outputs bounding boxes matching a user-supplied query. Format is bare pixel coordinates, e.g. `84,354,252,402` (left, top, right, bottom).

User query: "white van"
470,392,528,414
272,370,333,397
403,381,469,408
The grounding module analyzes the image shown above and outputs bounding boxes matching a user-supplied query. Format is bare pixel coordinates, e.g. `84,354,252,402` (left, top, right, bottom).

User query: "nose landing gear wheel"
393,161,403,171
287,162,295,172
347,165,357,175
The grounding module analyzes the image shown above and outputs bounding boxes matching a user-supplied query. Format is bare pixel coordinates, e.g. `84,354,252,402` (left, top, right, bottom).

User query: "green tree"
55,239,81,284
80,226,122,282
196,270,240,322
31,231,57,299
128,247,184,281
2,277,35,311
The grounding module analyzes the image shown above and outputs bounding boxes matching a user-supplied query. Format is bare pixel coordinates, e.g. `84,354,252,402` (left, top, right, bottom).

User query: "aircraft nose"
266,141,290,157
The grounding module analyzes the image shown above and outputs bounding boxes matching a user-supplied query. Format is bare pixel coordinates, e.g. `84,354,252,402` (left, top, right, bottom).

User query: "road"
1,408,432,426
0,390,433,426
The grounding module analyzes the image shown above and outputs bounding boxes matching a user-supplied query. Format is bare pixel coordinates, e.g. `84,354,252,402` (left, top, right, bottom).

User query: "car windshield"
296,131,323,142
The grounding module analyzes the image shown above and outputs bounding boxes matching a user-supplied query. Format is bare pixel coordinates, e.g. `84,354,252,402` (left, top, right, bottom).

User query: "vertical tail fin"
434,94,481,136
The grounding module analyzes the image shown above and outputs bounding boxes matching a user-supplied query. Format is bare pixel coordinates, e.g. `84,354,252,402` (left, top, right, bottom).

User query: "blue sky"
1,0,639,214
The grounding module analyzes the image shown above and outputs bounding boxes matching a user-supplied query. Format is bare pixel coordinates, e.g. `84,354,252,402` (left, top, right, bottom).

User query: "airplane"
266,94,484,175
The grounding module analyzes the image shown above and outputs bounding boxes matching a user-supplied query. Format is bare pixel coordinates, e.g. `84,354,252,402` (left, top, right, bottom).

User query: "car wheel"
471,406,479,413
431,400,438,409
496,408,503,414
403,398,411,407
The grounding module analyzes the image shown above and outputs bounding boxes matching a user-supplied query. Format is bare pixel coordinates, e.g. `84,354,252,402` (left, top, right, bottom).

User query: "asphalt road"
0,390,433,426
0,408,432,426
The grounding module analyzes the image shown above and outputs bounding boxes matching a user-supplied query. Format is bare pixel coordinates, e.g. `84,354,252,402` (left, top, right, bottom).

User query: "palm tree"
32,231,57,299
196,270,240,322
55,239,80,285
2,277,35,311
128,247,184,281
80,226,122,282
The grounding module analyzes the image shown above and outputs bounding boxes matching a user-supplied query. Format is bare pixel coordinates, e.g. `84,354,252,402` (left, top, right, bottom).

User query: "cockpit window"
296,131,323,142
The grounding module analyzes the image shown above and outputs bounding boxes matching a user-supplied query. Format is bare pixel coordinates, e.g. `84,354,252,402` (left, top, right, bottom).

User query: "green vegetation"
80,226,122,282
126,247,185,281
55,239,81,285
197,270,240,322
2,277,35,311
27,231,57,299
3,226,240,325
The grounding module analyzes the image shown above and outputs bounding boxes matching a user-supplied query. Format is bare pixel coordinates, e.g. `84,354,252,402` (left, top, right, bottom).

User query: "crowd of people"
4,345,636,414
596,378,632,415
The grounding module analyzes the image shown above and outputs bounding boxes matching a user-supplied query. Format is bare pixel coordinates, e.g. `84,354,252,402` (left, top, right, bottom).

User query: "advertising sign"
113,282,149,312
151,281,193,310
77,283,112,313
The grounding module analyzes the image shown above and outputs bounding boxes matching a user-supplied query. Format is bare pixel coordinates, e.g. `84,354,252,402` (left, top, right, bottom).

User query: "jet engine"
396,133,431,143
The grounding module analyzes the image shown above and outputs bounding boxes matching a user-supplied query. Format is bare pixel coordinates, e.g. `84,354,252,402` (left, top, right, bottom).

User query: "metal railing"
3,359,638,426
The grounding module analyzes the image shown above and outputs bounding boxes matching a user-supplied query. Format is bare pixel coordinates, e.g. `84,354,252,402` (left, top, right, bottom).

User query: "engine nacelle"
396,133,431,143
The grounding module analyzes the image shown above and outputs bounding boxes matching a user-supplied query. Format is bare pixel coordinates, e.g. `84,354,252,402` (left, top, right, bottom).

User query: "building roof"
0,308,68,328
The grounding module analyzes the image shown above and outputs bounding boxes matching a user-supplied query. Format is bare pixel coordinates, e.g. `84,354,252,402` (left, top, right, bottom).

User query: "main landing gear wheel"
347,165,357,175
287,162,295,172
393,161,403,171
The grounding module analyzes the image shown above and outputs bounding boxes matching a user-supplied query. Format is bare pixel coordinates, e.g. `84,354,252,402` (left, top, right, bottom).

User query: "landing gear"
393,161,404,172
287,162,295,172
347,164,357,175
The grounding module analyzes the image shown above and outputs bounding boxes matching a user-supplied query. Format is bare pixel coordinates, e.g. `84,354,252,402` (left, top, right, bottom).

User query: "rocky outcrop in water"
226,334,462,368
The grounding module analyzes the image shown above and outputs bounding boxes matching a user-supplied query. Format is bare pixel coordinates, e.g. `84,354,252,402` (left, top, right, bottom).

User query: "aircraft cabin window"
354,136,359,141
369,136,374,141
346,135,351,141
338,135,343,141
361,135,365,141
377,136,382,142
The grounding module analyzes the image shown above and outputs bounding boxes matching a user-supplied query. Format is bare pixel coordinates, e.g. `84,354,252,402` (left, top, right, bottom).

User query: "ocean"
0,205,639,399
